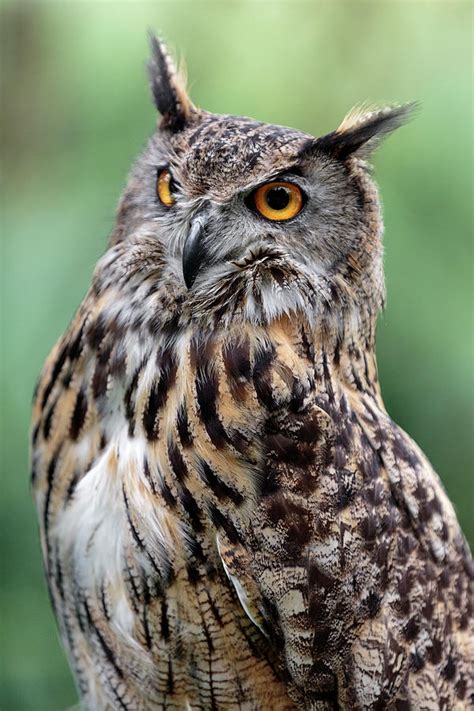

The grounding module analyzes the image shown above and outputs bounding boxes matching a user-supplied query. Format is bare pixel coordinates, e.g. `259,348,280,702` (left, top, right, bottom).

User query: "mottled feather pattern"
32,36,473,711
32,242,473,708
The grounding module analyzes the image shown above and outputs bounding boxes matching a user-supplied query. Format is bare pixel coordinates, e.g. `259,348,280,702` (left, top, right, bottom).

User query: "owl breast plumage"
31,36,473,710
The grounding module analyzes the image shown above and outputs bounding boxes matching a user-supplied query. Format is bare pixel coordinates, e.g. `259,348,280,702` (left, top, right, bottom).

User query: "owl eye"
250,181,304,221
156,168,176,207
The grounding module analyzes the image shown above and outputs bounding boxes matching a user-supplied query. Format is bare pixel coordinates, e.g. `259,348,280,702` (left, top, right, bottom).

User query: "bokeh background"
1,1,472,709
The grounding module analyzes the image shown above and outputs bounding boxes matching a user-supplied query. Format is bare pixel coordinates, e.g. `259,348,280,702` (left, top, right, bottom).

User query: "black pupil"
266,186,291,210
167,173,175,193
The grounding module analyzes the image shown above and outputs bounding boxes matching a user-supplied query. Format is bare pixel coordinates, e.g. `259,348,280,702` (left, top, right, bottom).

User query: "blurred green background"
1,1,472,709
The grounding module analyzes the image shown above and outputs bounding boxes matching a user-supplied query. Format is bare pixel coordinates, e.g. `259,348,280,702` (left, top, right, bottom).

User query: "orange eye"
157,168,176,207
252,181,304,221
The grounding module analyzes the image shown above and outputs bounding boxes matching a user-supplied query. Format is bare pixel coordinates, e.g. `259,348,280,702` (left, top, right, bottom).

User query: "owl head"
108,36,414,334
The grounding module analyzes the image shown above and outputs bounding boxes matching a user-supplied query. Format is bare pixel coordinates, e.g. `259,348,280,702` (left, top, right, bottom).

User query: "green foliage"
1,2,472,709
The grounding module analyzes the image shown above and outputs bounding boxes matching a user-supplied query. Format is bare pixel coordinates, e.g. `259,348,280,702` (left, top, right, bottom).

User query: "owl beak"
182,212,208,289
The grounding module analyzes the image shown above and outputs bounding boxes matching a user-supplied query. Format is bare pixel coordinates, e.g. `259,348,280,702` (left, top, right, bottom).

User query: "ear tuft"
316,102,417,160
148,33,193,132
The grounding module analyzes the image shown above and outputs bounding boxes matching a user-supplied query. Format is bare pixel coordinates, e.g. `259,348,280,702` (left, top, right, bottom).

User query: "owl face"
111,37,413,326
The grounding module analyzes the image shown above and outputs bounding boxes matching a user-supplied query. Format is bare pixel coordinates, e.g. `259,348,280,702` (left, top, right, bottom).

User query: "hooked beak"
182,211,208,289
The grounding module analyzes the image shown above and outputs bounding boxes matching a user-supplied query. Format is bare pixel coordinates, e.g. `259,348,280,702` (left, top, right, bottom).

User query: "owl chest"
55,435,292,707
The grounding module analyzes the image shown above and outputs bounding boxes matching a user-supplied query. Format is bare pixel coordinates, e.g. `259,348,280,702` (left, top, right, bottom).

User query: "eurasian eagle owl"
31,35,473,710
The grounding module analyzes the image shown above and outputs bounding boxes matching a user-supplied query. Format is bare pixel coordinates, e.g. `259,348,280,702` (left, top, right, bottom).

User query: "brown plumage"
31,36,473,710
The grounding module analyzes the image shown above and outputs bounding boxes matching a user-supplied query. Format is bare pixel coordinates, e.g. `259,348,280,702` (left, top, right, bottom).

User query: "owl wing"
214,318,473,707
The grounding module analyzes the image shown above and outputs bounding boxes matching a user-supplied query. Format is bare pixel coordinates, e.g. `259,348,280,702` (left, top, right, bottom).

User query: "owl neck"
182,232,386,351
195,264,384,390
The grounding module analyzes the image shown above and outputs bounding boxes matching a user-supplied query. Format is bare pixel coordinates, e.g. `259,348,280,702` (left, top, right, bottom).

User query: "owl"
32,35,473,710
